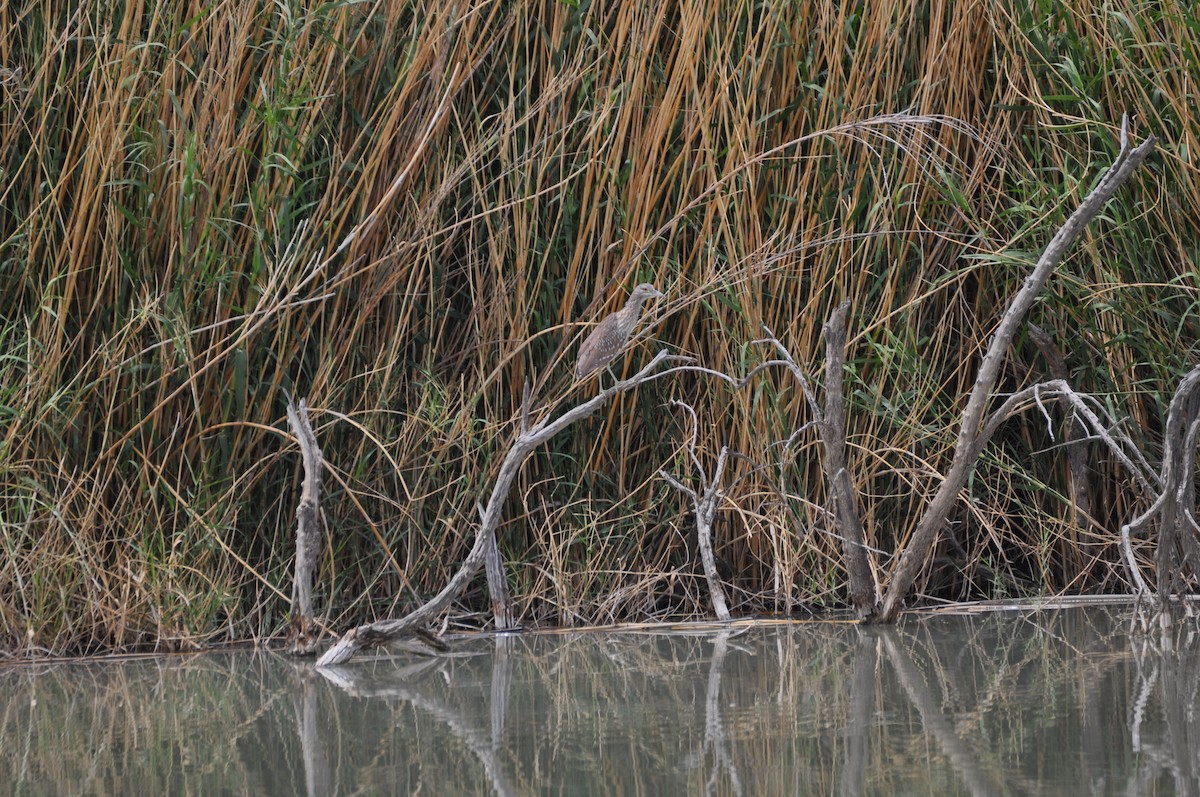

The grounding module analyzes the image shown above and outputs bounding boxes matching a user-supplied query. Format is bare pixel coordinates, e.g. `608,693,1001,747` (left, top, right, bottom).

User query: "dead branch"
975,367,1200,620
907,366,1200,612
878,116,1156,621
976,380,1157,497
659,400,732,620
966,377,1156,594
482,378,533,630
479,500,514,630
316,351,690,666
755,312,879,619
1027,324,1093,528
819,303,879,617
1122,364,1200,615
286,397,324,655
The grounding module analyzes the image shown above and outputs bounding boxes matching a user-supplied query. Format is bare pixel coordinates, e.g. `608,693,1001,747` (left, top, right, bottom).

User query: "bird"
575,282,664,385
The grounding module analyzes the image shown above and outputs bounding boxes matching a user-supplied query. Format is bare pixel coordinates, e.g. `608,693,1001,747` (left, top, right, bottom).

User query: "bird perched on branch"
575,282,664,386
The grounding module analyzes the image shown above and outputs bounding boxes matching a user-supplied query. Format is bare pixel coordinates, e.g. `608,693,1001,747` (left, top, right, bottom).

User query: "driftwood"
286,397,324,655
658,400,733,620
317,643,518,797
316,351,690,666
876,117,1157,621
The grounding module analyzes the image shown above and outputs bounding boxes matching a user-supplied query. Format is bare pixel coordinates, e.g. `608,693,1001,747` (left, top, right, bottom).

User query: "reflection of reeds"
1,2,1196,653
5,610,1198,793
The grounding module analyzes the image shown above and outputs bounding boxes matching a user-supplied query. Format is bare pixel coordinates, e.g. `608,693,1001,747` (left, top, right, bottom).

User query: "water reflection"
2,606,1198,795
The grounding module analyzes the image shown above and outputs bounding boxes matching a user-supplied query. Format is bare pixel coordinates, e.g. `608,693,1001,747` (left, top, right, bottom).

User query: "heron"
574,282,664,386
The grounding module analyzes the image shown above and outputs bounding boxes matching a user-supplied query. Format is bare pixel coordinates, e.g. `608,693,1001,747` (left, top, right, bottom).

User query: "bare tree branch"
820,303,880,618
659,400,732,620
286,397,325,655
877,118,1156,621
1122,364,1200,614
317,351,687,666
753,315,879,618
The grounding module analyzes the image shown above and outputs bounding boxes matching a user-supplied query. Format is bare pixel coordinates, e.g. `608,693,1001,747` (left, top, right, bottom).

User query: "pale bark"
659,400,733,620
878,119,1156,621
317,351,689,666
287,397,324,655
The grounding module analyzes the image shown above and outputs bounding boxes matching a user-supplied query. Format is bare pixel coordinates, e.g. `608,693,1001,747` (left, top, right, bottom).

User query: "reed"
0,0,1195,655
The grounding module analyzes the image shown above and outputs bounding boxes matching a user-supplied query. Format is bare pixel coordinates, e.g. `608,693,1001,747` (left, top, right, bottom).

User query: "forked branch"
756,308,879,618
659,400,732,620
878,116,1156,620
316,351,689,666
1121,364,1200,612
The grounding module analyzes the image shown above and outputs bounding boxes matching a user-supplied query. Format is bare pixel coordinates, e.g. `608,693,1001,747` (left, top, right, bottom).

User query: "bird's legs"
601,365,620,392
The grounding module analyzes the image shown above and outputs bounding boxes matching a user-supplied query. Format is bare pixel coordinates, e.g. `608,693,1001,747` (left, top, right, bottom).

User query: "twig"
659,400,732,620
1028,323,1093,527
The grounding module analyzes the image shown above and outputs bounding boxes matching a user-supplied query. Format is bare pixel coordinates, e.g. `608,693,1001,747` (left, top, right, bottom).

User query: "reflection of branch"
318,351,689,666
659,401,732,620
1128,626,1200,789
880,119,1157,620
880,631,1004,797
490,635,514,744
291,676,333,797
840,631,879,797
318,641,516,797
702,630,743,796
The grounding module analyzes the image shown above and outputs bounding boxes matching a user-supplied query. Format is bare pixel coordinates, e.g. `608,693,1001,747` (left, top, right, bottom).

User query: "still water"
1,605,1197,795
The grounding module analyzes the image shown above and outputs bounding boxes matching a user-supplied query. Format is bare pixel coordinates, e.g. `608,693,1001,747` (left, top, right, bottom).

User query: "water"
2,605,1197,795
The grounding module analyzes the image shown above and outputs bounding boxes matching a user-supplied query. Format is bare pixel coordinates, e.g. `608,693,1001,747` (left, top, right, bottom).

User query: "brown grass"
1,0,1196,655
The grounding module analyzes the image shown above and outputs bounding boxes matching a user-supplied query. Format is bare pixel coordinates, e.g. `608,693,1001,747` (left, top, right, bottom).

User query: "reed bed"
1,0,1196,655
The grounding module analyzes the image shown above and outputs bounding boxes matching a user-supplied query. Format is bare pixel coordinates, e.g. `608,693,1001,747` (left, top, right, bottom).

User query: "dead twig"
659,400,732,621
1027,324,1093,530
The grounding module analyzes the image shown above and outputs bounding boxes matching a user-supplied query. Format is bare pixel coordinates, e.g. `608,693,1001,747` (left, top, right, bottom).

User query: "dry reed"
1,1,1195,655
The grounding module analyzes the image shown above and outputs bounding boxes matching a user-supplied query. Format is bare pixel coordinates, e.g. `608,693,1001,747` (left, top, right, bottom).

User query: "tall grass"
1,0,1196,655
